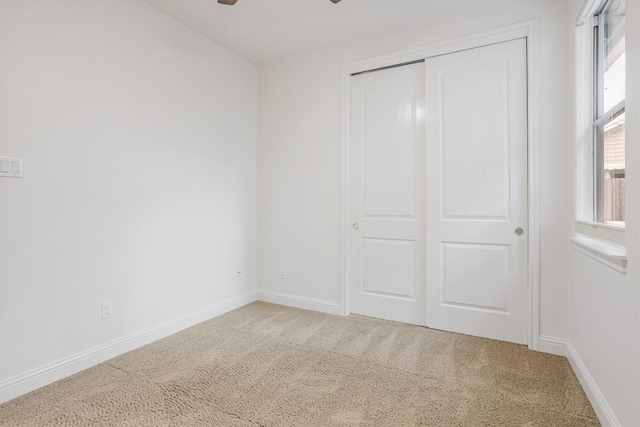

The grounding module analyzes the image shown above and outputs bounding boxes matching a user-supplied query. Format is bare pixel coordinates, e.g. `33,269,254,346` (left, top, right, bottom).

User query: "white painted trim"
537,335,566,356
576,0,595,26
566,342,621,427
342,20,541,353
257,290,342,316
341,61,352,317
344,20,538,76
575,220,625,245
576,0,607,26
526,20,542,353
570,236,627,274
0,290,258,404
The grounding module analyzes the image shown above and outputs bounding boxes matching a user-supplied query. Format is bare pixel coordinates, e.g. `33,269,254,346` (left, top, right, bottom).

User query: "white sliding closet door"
425,38,528,344
350,62,426,325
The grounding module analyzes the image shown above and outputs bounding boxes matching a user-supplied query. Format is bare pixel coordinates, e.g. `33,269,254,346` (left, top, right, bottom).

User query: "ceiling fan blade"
218,0,337,5
217,0,337,5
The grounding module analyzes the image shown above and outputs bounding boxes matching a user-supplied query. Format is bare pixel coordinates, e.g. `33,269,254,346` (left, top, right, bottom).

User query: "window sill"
575,220,625,245
569,234,627,274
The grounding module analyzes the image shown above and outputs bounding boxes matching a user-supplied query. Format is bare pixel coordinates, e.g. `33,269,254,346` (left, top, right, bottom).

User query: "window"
593,0,625,227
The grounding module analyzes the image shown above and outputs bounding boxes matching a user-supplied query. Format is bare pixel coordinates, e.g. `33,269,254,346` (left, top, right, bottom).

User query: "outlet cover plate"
0,157,23,178
101,301,113,319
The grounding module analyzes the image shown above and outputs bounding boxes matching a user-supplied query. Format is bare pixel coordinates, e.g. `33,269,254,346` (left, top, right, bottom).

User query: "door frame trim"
342,20,541,351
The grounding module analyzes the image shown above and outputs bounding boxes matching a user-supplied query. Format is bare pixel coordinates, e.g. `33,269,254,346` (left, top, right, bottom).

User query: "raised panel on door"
441,63,510,220
362,238,415,299
442,242,510,312
426,38,528,344
362,82,417,219
350,62,426,325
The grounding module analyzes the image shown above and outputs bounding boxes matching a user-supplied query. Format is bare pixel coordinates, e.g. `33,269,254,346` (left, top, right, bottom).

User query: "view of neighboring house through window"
594,0,625,226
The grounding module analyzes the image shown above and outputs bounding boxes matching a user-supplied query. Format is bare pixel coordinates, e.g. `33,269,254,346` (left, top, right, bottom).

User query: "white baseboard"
0,290,257,404
257,290,342,316
566,342,620,427
537,335,566,356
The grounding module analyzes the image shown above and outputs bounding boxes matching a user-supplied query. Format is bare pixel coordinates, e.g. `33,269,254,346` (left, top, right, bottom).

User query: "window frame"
591,0,626,230
573,0,627,245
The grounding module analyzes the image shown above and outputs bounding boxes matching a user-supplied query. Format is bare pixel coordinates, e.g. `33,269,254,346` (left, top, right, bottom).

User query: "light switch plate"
0,157,23,178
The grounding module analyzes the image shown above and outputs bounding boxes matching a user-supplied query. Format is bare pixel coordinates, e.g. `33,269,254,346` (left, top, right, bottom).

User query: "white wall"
567,0,640,425
258,1,571,338
0,0,257,402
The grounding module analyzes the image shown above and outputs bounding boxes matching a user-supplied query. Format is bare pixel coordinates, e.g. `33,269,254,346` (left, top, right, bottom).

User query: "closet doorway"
348,37,529,344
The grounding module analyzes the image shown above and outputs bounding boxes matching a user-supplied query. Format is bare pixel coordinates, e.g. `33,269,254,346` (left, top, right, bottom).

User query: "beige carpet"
0,302,599,426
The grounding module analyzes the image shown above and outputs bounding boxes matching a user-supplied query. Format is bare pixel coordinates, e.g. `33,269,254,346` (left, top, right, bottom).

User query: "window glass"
601,112,625,225
602,0,625,114
594,0,625,228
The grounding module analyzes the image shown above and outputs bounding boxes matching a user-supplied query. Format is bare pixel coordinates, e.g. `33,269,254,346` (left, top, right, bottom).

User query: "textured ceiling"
145,0,514,65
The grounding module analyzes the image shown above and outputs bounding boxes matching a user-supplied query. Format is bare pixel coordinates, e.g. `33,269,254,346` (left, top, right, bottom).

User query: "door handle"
515,227,524,236
353,223,360,230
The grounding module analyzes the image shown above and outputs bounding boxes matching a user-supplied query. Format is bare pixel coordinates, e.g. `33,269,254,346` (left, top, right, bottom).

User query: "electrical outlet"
101,301,113,320
235,269,243,281
279,267,286,279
